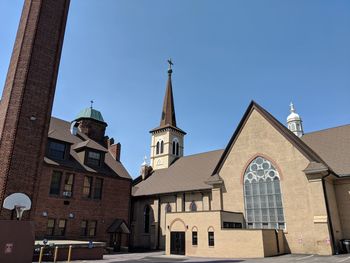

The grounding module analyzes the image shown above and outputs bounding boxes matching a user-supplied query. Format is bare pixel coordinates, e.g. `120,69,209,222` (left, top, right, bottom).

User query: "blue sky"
0,0,349,178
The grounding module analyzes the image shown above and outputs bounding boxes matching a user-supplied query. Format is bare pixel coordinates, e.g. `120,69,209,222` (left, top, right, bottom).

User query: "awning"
107,219,130,234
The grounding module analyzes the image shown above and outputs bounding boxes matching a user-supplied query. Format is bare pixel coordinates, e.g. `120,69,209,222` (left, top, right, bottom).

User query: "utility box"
0,220,35,263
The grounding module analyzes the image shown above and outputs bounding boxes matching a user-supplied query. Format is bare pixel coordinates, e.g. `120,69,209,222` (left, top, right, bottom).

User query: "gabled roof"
211,101,330,176
132,149,224,197
46,117,131,180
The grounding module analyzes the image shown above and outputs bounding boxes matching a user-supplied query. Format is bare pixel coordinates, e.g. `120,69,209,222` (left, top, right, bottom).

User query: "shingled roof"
302,125,350,176
132,149,224,197
45,117,131,180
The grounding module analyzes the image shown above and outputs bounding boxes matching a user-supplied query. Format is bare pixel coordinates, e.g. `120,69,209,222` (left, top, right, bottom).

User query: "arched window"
144,205,150,233
189,201,197,212
165,203,172,213
160,141,164,154
243,156,285,229
172,139,180,156
156,141,160,155
172,141,176,155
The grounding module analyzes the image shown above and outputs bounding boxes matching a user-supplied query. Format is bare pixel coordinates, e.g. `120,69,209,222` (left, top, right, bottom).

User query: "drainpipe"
321,172,337,254
157,196,161,250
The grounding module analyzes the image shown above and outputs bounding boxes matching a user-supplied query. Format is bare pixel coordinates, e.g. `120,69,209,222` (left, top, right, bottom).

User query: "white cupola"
287,102,304,137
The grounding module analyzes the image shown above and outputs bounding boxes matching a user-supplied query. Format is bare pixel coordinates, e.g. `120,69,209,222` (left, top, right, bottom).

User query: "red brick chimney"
108,139,121,161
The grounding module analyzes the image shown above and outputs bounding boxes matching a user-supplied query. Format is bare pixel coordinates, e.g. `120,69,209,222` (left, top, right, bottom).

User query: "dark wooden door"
170,232,185,255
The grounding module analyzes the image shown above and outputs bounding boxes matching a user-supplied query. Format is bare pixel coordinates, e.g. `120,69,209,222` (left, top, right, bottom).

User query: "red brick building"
33,110,132,248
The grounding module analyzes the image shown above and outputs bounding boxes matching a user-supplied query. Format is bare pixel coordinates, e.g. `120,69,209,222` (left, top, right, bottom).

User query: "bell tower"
287,102,304,137
149,60,186,170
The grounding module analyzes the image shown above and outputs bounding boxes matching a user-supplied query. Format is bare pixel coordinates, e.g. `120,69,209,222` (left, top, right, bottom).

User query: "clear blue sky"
1,0,349,178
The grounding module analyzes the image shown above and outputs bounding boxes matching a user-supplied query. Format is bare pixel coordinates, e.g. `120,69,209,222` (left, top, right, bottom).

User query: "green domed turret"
75,107,105,123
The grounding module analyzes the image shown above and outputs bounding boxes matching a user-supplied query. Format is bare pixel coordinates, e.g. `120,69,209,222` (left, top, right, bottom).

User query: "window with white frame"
243,156,285,229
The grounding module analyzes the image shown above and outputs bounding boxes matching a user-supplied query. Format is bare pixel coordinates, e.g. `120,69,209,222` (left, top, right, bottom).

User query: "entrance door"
170,232,185,255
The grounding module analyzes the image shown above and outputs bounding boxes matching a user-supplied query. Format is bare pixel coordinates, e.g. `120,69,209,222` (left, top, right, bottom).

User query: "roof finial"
141,155,148,166
167,58,173,74
90,100,94,109
290,102,295,113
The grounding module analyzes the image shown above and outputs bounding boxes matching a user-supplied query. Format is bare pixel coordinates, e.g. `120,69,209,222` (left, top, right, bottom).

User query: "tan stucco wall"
132,191,210,249
335,179,350,238
166,211,283,258
217,109,332,255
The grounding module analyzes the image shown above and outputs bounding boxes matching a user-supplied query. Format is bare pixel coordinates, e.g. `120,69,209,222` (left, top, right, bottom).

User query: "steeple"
149,60,186,170
287,102,304,137
160,59,177,128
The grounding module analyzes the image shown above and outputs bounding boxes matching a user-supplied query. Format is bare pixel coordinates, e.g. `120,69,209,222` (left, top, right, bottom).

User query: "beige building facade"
131,66,350,258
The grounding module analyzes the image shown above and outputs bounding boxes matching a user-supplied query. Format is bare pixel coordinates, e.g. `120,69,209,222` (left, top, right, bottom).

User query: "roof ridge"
180,149,224,159
304,123,350,136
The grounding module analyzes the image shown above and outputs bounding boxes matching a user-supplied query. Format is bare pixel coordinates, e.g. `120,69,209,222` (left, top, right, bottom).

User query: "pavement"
35,251,350,263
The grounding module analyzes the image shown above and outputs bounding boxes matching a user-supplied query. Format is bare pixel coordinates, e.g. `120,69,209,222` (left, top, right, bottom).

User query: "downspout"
321,172,337,254
157,196,161,250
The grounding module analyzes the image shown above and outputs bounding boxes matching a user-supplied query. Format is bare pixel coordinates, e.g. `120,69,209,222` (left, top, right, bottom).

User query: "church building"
131,64,350,258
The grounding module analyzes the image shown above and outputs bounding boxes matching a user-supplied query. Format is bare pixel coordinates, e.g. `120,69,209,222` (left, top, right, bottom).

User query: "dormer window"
86,151,101,166
48,140,66,159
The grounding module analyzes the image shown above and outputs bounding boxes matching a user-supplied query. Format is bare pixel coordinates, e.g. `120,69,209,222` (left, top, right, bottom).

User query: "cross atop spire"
160,60,177,127
90,100,94,109
167,58,173,74
290,102,295,113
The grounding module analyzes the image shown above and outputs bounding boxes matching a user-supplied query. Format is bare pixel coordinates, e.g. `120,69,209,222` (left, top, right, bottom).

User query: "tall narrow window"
93,178,103,200
47,219,55,236
176,142,179,156
80,220,88,236
160,141,164,154
63,173,74,197
192,231,198,246
144,206,150,233
88,221,97,237
208,232,214,247
48,141,66,159
244,156,285,229
83,176,93,198
49,171,62,195
190,201,197,212
57,219,66,236
172,141,176,155
156,141,160,155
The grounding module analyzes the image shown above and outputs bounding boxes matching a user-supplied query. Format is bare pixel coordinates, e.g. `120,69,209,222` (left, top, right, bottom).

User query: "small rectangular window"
83,176,93,198
63,173,74,197
80,220,88,236
87,151,101,166
192,231,198,246
57,219,66,236
48,141,66,159
93,178,103,200
49,171,62,195
88,221,97,237
208,232,214,247
46,219,55,236
223,222,242,229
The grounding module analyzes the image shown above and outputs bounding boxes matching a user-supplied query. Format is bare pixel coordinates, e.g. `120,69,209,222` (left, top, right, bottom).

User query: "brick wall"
33,165,131,245
0,0,70,218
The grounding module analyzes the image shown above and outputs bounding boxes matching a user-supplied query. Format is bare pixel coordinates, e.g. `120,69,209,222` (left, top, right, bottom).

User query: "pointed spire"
160,59,177,127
